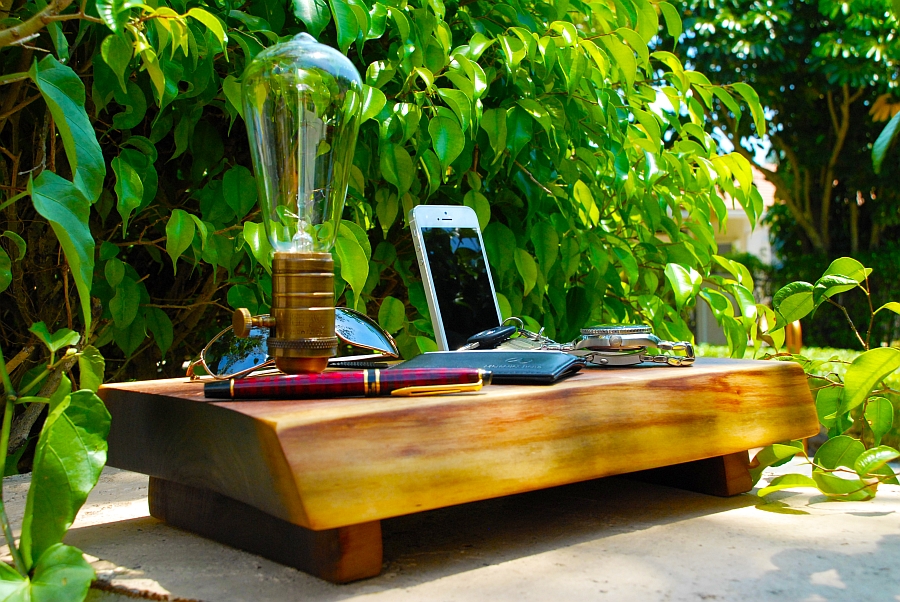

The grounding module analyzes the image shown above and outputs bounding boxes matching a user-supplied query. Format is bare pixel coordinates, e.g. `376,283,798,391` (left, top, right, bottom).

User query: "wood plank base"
629,451,753,497
148,477,383,583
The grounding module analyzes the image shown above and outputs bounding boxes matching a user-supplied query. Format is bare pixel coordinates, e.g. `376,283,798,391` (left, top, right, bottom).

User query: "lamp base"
270,251,338,374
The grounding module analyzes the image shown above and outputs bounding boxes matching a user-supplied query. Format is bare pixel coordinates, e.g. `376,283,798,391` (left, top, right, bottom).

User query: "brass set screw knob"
233,308,276,339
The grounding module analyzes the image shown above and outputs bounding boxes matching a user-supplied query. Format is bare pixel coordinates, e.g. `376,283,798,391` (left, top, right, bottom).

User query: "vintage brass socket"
233,251,337,374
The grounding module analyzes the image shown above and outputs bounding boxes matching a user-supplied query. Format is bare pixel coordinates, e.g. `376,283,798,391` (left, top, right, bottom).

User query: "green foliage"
0,0,786,595
682,0,900,258
753,258,900,502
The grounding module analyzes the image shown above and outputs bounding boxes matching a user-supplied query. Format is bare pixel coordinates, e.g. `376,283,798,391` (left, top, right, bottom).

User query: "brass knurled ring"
267,336,339,350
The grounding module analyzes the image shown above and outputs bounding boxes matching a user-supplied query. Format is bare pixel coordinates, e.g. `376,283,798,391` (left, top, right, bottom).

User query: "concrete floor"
3,462,900,602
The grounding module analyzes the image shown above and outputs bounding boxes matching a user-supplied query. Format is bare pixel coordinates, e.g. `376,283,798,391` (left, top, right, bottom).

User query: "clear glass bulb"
242,33,362,253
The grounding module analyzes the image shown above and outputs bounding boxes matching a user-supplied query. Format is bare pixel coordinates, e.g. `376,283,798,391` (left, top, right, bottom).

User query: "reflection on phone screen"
421,227,500,349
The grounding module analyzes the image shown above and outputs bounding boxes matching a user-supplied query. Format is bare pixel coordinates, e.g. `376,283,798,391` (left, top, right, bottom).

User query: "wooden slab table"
100,357,818,583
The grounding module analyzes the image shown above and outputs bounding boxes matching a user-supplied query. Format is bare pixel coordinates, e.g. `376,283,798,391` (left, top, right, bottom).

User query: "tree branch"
0,0,76,49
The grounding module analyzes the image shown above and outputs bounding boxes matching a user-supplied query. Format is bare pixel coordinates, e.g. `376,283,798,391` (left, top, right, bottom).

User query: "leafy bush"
0,0,784,596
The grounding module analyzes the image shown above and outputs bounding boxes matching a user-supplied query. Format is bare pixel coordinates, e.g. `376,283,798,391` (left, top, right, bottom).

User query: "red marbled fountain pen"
204,368,491,400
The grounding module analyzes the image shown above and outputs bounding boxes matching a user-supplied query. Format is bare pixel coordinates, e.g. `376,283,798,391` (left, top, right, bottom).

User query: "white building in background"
695,166,775,344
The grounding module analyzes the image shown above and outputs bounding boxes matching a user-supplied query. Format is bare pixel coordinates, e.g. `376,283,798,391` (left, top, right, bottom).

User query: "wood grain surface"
101,358,818,531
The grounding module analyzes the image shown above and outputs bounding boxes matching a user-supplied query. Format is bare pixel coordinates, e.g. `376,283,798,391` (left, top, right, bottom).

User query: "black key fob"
463,325,518,350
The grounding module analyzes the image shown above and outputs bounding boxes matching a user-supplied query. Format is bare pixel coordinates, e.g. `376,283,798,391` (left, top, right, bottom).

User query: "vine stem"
0,346,26,576
825,298,867,350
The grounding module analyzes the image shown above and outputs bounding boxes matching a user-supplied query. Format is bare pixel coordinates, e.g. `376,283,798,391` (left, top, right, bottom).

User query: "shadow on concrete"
67,475,758,601
737,533,900,601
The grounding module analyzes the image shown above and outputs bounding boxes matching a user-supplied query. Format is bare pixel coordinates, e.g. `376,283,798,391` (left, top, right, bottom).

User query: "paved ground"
3,462,900,602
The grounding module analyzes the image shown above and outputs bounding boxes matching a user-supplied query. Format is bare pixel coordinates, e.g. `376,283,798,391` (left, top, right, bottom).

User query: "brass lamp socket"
267,251,338,374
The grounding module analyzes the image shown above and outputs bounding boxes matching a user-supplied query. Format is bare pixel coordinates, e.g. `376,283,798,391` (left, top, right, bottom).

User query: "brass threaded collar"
267,336,340,350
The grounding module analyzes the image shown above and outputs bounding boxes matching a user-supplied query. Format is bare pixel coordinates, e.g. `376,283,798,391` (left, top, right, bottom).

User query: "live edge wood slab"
100,357,818,583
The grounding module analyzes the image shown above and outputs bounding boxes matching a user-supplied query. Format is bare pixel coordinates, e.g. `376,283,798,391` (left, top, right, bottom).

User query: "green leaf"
516,99,552,136
772,281,814,324
20,390,111,569
2,230,25,260
28,322,80,354
749,442,804,484
293,0,331,37
100,34,132,94
360,84,387,123
242,221,273,273
428,115,465,171
104,258,124,288
223,75,244,119
113,154,143,236
335,233,368,295
812,274,858,307
329,0,359,54
757,474,818,497
875,302,900,317
664,263,694,310
730,82,766,137
380,143,414,195
814,435,865,471
0,247,9,293
144,307,173,357
187,9,228,56
865,397,894,447
378,296,405,334
515,248,538,296
841,347,900,414
873,109,900,174
374,188,399,235
812,471,875,501
30,543,95,601
110,276,141,329
30,171,94,331
463,191,490,230
822,257,870,282
227,284,259,315
658,2,682,43
77,345,105,392
481,108,507,157
95,0,141,33
854,445,900,477
165,209,196,275
0,561,27,596
531,221,559,277
223,166,257,220
506,106,533,159
601,36,636,89
30,56,105,203
816,386,842,429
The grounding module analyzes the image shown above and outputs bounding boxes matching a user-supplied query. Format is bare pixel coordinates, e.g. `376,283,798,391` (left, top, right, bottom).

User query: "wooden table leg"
628,451,753,497
148,477,383,583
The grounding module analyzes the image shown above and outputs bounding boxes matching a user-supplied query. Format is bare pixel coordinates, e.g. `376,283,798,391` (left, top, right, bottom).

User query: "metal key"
459,325,518,350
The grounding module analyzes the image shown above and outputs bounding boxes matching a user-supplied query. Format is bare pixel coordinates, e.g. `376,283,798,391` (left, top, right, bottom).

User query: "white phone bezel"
408,205,502,351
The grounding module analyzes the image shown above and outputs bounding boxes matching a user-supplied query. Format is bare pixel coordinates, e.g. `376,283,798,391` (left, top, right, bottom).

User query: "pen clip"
391,378,484,397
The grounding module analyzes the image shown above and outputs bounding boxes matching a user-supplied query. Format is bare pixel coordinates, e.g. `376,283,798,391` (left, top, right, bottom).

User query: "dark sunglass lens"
335,309,398,356
204,326,269,376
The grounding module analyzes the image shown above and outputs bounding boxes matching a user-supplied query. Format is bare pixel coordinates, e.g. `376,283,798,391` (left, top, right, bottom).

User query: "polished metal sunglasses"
187,307,400,380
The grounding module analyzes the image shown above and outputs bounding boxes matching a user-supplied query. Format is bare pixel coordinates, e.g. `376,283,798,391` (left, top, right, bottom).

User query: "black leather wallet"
390,350,583,385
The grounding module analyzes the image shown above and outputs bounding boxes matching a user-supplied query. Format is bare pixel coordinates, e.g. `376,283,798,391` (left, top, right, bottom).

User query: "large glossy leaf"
30,172,94,331
749,442,804,484
380,143,414,196
730,82,766,136
329,0,359,54
165,209,196,274
30,57,104,203
96,0,142,32
77,346,105,392
854,445,900,477
110,276,141,329
814,435,864,471
242,221,273,274
865,396,894,447
664,263,694,310
19,390,111,569
113,154,143,236
293,0,332,38
822,257,870,283
757,473,818,497
812,471,876,501
428,115,464,171
223,166,257,220
515,248,537,296
840,347,900,414
378,296,405,334
772,281,814,324
30,543,95,602
334,232,368,295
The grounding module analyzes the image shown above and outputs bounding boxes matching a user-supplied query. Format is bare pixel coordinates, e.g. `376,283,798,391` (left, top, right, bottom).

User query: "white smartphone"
408,205,503,351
